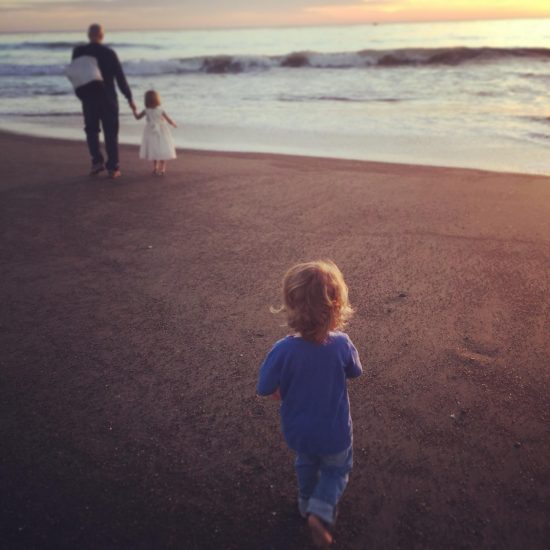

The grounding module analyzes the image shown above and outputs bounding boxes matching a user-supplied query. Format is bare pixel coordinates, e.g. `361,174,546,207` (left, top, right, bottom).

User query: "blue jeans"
295,445,353,526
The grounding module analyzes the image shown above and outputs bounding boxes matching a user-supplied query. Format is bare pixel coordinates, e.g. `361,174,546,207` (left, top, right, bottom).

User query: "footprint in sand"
454,337,499,366
384,291,409,313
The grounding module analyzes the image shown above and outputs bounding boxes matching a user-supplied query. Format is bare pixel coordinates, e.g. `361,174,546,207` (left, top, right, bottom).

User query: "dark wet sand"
1,130,549,549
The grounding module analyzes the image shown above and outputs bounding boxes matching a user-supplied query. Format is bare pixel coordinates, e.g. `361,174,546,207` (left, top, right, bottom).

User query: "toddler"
135,90,177,176
257,260,362,548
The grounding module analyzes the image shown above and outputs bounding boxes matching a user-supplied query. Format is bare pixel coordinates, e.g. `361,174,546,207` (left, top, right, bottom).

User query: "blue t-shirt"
257,331,362,455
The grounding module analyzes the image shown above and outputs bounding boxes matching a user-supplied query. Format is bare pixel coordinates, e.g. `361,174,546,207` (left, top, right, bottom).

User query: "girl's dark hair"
144,90,161,108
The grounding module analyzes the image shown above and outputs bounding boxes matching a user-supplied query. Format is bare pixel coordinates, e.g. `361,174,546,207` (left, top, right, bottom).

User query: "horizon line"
1,14,549,35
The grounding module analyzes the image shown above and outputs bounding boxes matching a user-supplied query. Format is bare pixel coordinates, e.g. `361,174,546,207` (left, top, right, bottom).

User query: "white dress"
139,107,176,161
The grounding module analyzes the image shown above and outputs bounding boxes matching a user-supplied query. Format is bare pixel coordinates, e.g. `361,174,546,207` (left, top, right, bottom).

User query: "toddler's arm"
134,110,145,120
345,336,363,379
257,345,282,398
162,111,177,128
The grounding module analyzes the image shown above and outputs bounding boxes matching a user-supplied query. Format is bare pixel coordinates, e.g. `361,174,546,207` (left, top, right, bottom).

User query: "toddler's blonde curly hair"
279,260,353,343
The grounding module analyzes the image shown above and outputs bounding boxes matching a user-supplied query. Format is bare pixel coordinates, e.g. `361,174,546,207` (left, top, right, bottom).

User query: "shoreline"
2,120,550,178
2,125,550,180
1,130,549,549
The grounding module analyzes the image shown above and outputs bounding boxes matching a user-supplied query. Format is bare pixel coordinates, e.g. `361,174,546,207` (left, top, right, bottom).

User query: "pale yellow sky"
1,0,550,32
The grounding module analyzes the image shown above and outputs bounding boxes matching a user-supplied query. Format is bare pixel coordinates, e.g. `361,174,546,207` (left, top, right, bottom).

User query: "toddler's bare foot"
308,514,332,548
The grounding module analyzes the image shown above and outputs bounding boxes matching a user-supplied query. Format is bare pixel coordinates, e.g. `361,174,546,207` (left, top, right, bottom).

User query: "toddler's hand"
269,388,281,401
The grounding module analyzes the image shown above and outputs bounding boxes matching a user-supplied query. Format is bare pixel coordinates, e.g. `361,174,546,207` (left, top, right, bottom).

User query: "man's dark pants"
81,93,119,171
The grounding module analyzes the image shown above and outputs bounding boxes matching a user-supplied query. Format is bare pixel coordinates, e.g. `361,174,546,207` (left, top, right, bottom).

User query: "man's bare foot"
108,169,122,179
308,514,333,548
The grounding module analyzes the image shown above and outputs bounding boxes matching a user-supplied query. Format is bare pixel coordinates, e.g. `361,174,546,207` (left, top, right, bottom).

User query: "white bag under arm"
65,55,103,90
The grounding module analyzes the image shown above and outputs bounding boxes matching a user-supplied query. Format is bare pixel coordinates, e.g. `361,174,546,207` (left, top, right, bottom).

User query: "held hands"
129,100,140,120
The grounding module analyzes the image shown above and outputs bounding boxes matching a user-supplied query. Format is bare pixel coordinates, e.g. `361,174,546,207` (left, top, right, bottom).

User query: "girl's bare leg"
153,161,159,175
159,161,166,175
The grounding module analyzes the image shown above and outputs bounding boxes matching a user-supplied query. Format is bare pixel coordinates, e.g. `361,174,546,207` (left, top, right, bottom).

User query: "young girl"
135,90,177,176
257,260,362,548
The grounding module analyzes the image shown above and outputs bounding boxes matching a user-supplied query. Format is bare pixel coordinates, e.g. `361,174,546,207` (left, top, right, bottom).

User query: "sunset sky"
1,0,550,32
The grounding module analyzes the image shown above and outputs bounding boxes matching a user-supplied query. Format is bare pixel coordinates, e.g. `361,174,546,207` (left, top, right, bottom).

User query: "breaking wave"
0,63,67,76
123,46,550,75
2,46,550,78
277,94,403,103
146,47,550,74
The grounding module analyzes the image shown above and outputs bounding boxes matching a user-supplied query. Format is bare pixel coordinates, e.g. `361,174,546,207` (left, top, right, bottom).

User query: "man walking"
72,24,136,178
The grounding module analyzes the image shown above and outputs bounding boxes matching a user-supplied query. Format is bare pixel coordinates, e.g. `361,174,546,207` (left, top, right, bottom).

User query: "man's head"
88,24,104,44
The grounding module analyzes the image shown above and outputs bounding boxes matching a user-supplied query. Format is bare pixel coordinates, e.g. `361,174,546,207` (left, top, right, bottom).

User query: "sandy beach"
1,130,549,549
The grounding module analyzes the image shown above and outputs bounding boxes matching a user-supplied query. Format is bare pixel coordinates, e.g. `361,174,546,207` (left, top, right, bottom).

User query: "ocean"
1,19,549,174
